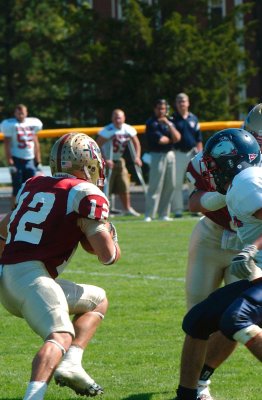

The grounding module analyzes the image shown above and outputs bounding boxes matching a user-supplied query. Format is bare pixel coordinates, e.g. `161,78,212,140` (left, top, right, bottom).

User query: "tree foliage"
0,0,258,129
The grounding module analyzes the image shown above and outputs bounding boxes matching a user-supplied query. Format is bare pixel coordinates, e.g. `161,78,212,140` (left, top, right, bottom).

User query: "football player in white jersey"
96,109,142,216
0,133,121,400
184,103,262,400
174,128,262,400
1,104,43,208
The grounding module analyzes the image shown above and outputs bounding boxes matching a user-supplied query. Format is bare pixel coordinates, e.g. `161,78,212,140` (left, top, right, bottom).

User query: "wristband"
200,191,226,211
99,243,118,265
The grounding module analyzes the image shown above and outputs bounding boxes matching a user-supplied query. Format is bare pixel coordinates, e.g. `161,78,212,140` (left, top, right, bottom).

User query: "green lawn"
0,217,260,400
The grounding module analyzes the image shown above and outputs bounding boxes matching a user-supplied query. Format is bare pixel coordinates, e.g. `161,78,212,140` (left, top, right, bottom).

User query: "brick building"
87,0,261,108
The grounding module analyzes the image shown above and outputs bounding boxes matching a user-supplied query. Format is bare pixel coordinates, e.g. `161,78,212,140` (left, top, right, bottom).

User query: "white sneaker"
197,379,213,400
54,364,103,396
159,216,174,221
144,216,152,222
124,207,140,216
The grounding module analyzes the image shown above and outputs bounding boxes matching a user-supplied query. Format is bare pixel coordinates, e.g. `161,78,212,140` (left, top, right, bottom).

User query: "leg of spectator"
145,153,165,219
158,150,176,219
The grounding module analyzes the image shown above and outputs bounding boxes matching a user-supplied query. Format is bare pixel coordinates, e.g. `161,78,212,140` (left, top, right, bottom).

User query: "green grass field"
0,217,261,400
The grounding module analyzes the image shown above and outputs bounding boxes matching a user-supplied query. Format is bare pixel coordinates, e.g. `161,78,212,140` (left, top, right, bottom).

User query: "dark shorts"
220,280,262,338
182,280,253,339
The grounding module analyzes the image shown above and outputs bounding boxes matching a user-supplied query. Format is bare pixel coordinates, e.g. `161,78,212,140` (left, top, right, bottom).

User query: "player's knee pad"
90,311,105,320
219,296,262,341
46,339,67,356
74,284,107,314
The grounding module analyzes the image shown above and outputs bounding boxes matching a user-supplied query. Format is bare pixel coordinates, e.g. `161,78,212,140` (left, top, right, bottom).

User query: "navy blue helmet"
202,128,261,194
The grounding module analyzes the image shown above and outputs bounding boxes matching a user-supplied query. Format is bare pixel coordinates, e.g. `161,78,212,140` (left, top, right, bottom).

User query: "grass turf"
0,216,261,399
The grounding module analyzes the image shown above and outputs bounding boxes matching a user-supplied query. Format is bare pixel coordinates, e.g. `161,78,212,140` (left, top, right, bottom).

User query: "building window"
208,0,226,25
77,0,93,6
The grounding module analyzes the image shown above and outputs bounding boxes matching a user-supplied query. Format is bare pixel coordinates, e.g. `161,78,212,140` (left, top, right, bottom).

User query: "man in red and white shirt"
96,109,142,216
0,133,121,400
1,104,43,208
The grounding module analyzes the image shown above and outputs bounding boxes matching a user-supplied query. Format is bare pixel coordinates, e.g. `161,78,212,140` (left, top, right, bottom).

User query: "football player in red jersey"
0,133,121,400
179,104,262,400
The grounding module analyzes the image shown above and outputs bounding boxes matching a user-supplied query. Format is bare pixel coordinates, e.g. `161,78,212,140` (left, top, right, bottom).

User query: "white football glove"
108,222,118,243
230,245,258,279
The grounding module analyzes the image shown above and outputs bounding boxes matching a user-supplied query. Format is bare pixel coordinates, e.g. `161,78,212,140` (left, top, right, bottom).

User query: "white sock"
62,345,84,365
23,381,48,400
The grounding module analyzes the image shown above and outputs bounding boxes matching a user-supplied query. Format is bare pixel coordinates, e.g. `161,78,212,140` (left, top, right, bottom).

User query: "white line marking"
65,270,185,281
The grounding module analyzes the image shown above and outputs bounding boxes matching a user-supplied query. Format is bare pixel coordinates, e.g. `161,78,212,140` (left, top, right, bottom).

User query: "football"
80,235,96,254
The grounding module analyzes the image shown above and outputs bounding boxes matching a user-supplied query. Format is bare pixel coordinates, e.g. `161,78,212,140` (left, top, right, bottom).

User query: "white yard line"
66,270,185,281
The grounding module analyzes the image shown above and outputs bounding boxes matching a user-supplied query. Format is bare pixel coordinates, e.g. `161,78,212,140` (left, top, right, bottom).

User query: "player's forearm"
169,125,181,143
4,139,13,165
252,236,262,251
133,142,141,159
34,139,42,164
189,190,208,213
92,232,121,265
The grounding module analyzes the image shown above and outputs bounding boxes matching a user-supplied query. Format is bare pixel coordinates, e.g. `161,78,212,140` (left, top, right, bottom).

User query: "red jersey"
186,152,233,231
1,175,109,278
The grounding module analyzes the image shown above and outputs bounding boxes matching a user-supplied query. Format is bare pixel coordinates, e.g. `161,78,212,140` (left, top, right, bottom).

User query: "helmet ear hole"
50,133,105,186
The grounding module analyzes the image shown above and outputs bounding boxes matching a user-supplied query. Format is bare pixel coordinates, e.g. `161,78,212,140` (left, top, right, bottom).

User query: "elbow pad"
200,191,226,211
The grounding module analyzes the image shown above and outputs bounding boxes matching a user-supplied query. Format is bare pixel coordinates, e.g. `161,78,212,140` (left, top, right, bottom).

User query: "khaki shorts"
0,261,106,340
109,158,130,194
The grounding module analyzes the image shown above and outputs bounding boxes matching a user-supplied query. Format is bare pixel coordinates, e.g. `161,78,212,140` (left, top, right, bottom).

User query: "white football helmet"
50,132,105,186
244,103,262,145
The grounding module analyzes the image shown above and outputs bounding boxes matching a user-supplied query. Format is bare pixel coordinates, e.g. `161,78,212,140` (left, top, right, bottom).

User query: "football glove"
108,222,118,243
230,245,258,279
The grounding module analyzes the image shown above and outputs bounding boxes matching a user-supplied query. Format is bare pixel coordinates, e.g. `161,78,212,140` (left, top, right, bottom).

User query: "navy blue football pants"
183,279,262,340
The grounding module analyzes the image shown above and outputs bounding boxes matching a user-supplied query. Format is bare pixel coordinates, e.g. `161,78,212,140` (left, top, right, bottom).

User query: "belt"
13,156,33,163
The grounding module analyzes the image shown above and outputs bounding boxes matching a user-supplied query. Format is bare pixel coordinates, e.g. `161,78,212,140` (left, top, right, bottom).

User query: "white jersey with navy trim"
226,166,262,267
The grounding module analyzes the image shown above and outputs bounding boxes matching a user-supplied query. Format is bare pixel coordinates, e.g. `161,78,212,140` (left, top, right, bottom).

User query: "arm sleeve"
1,120,13,137
77,218,108,237
227,172,262,216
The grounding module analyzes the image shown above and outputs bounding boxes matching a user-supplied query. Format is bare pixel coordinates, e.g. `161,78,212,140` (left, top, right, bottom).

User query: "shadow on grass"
121,391,173,400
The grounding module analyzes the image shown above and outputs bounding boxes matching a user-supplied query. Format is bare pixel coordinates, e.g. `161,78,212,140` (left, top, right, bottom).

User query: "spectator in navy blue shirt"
171,93,203,218
144,99,181,222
